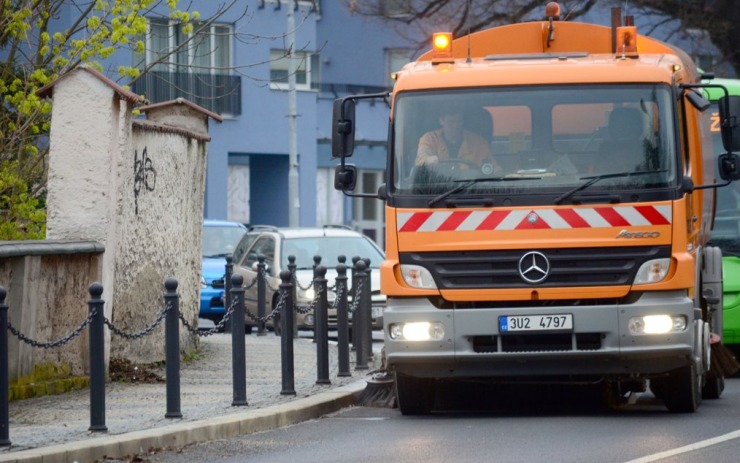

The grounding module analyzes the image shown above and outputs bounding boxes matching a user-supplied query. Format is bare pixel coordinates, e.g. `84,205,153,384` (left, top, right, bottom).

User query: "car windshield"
281,236,385,269
392,84,677,201
202,225,246,258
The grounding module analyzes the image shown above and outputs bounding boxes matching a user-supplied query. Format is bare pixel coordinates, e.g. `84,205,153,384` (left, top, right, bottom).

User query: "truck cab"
333,3,740,414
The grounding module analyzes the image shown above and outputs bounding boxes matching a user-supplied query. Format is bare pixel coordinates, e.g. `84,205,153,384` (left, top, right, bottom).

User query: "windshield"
708,102,740,253
202,224,247,258
281,236,385,270
392,85,677,202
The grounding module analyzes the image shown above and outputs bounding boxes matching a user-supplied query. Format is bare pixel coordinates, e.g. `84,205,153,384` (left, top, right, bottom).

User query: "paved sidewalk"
0,333,379,463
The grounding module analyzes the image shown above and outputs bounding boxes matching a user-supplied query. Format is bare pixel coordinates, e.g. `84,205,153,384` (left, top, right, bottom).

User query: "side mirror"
334,165,358,191
332,98,356,158
718,153,740,181
719,95,740,152
686,90,711,112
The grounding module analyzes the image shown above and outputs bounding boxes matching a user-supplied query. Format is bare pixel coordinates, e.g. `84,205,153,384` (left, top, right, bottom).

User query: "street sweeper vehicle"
332,3,740,414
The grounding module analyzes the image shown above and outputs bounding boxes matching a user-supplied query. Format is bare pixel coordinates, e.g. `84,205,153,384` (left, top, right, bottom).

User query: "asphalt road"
138,374,740,463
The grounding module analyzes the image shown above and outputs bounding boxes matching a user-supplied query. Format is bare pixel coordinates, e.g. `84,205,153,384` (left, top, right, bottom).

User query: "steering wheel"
437,159,480,171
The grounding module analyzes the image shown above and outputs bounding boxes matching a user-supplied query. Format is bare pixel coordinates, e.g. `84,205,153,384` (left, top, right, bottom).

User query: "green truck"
706,77,740,355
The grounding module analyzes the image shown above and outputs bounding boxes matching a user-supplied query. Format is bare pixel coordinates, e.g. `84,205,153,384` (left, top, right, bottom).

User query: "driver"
415,107,499,172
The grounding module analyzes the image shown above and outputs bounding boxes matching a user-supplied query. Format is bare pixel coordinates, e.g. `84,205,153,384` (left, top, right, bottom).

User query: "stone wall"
0,241,103,379
0,67,221,374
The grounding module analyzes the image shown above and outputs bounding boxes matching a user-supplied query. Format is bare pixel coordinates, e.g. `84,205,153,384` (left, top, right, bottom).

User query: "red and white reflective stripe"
397,205,671,232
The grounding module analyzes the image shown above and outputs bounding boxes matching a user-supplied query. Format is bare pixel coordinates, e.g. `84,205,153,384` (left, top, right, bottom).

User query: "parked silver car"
231,225,385,332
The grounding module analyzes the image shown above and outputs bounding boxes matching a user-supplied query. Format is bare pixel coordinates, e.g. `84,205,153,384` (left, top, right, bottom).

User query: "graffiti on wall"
134,147,157,215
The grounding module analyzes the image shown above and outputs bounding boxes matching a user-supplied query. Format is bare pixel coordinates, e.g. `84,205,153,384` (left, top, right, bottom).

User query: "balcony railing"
314,82,392,99
132,71,242,117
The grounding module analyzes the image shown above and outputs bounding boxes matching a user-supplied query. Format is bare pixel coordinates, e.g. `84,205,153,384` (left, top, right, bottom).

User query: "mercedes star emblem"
518,251,550,284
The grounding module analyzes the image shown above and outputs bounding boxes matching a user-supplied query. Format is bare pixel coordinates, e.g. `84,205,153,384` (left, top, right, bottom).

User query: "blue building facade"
34,1,732,250
116,0,409,248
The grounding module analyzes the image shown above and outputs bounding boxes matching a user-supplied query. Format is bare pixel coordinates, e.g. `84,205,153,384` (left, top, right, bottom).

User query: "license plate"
372,306,384,318
499,314,573,333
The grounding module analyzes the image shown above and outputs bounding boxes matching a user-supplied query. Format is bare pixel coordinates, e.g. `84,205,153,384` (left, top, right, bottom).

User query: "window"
386,48,412,86
259,0,320,12
269,50,320,91
384,0,411,18
245,236,275,269
132,18,241,116
146,19,232,75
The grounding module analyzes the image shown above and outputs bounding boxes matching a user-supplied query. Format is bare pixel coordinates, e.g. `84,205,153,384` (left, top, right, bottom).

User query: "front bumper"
384,291,697,379
199,285,225,319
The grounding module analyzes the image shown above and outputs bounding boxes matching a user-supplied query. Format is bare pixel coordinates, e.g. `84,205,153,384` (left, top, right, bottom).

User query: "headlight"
400,265,437,289
298,287,315,301
389,322,444,341
629,315,687,335
634,258,670,285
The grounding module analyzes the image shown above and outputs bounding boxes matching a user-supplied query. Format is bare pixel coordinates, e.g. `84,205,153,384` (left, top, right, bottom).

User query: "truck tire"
395,373,435,415
702,371,725,400
662,363,702,413
649,378,665,399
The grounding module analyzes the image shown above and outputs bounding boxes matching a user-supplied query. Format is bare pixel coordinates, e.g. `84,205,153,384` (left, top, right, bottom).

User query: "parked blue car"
200,220,248,329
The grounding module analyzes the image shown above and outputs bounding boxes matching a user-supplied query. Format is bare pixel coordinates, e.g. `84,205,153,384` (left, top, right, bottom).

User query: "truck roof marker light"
616,25,638,59
432,32,454,64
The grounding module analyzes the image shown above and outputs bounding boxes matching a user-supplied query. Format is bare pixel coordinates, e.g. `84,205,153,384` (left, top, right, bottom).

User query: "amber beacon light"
432,32,453,63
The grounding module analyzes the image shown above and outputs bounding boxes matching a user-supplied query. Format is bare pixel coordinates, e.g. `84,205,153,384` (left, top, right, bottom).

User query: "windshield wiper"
428,177,532,207
554,170,665,205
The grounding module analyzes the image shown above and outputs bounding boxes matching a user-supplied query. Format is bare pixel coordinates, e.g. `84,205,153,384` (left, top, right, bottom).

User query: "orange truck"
332,3,740,414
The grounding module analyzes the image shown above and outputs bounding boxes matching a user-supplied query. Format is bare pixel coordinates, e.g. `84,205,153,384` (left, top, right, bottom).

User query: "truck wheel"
649,378,665,399
702,371,725,400
663,363,702,413
395,373,435,415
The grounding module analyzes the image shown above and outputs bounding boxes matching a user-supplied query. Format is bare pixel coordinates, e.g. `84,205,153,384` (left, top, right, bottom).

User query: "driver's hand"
420,155,439,165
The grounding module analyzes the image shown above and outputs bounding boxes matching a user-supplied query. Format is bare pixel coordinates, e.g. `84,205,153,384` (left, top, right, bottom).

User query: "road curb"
0,381,367,463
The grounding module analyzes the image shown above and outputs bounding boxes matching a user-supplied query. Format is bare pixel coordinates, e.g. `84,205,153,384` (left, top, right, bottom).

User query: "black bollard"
334,264,351,377
1,287,10,446
288,255,298,337
224,255,234,334
311,255,322,343
314,265,330,385
363,258,374,361
280,270,296,395
88,282,108,432
313,255,322,277
350,256,360,350
164,278,182,419
230,274,248,406
257,255,267,336
354,260,370,370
